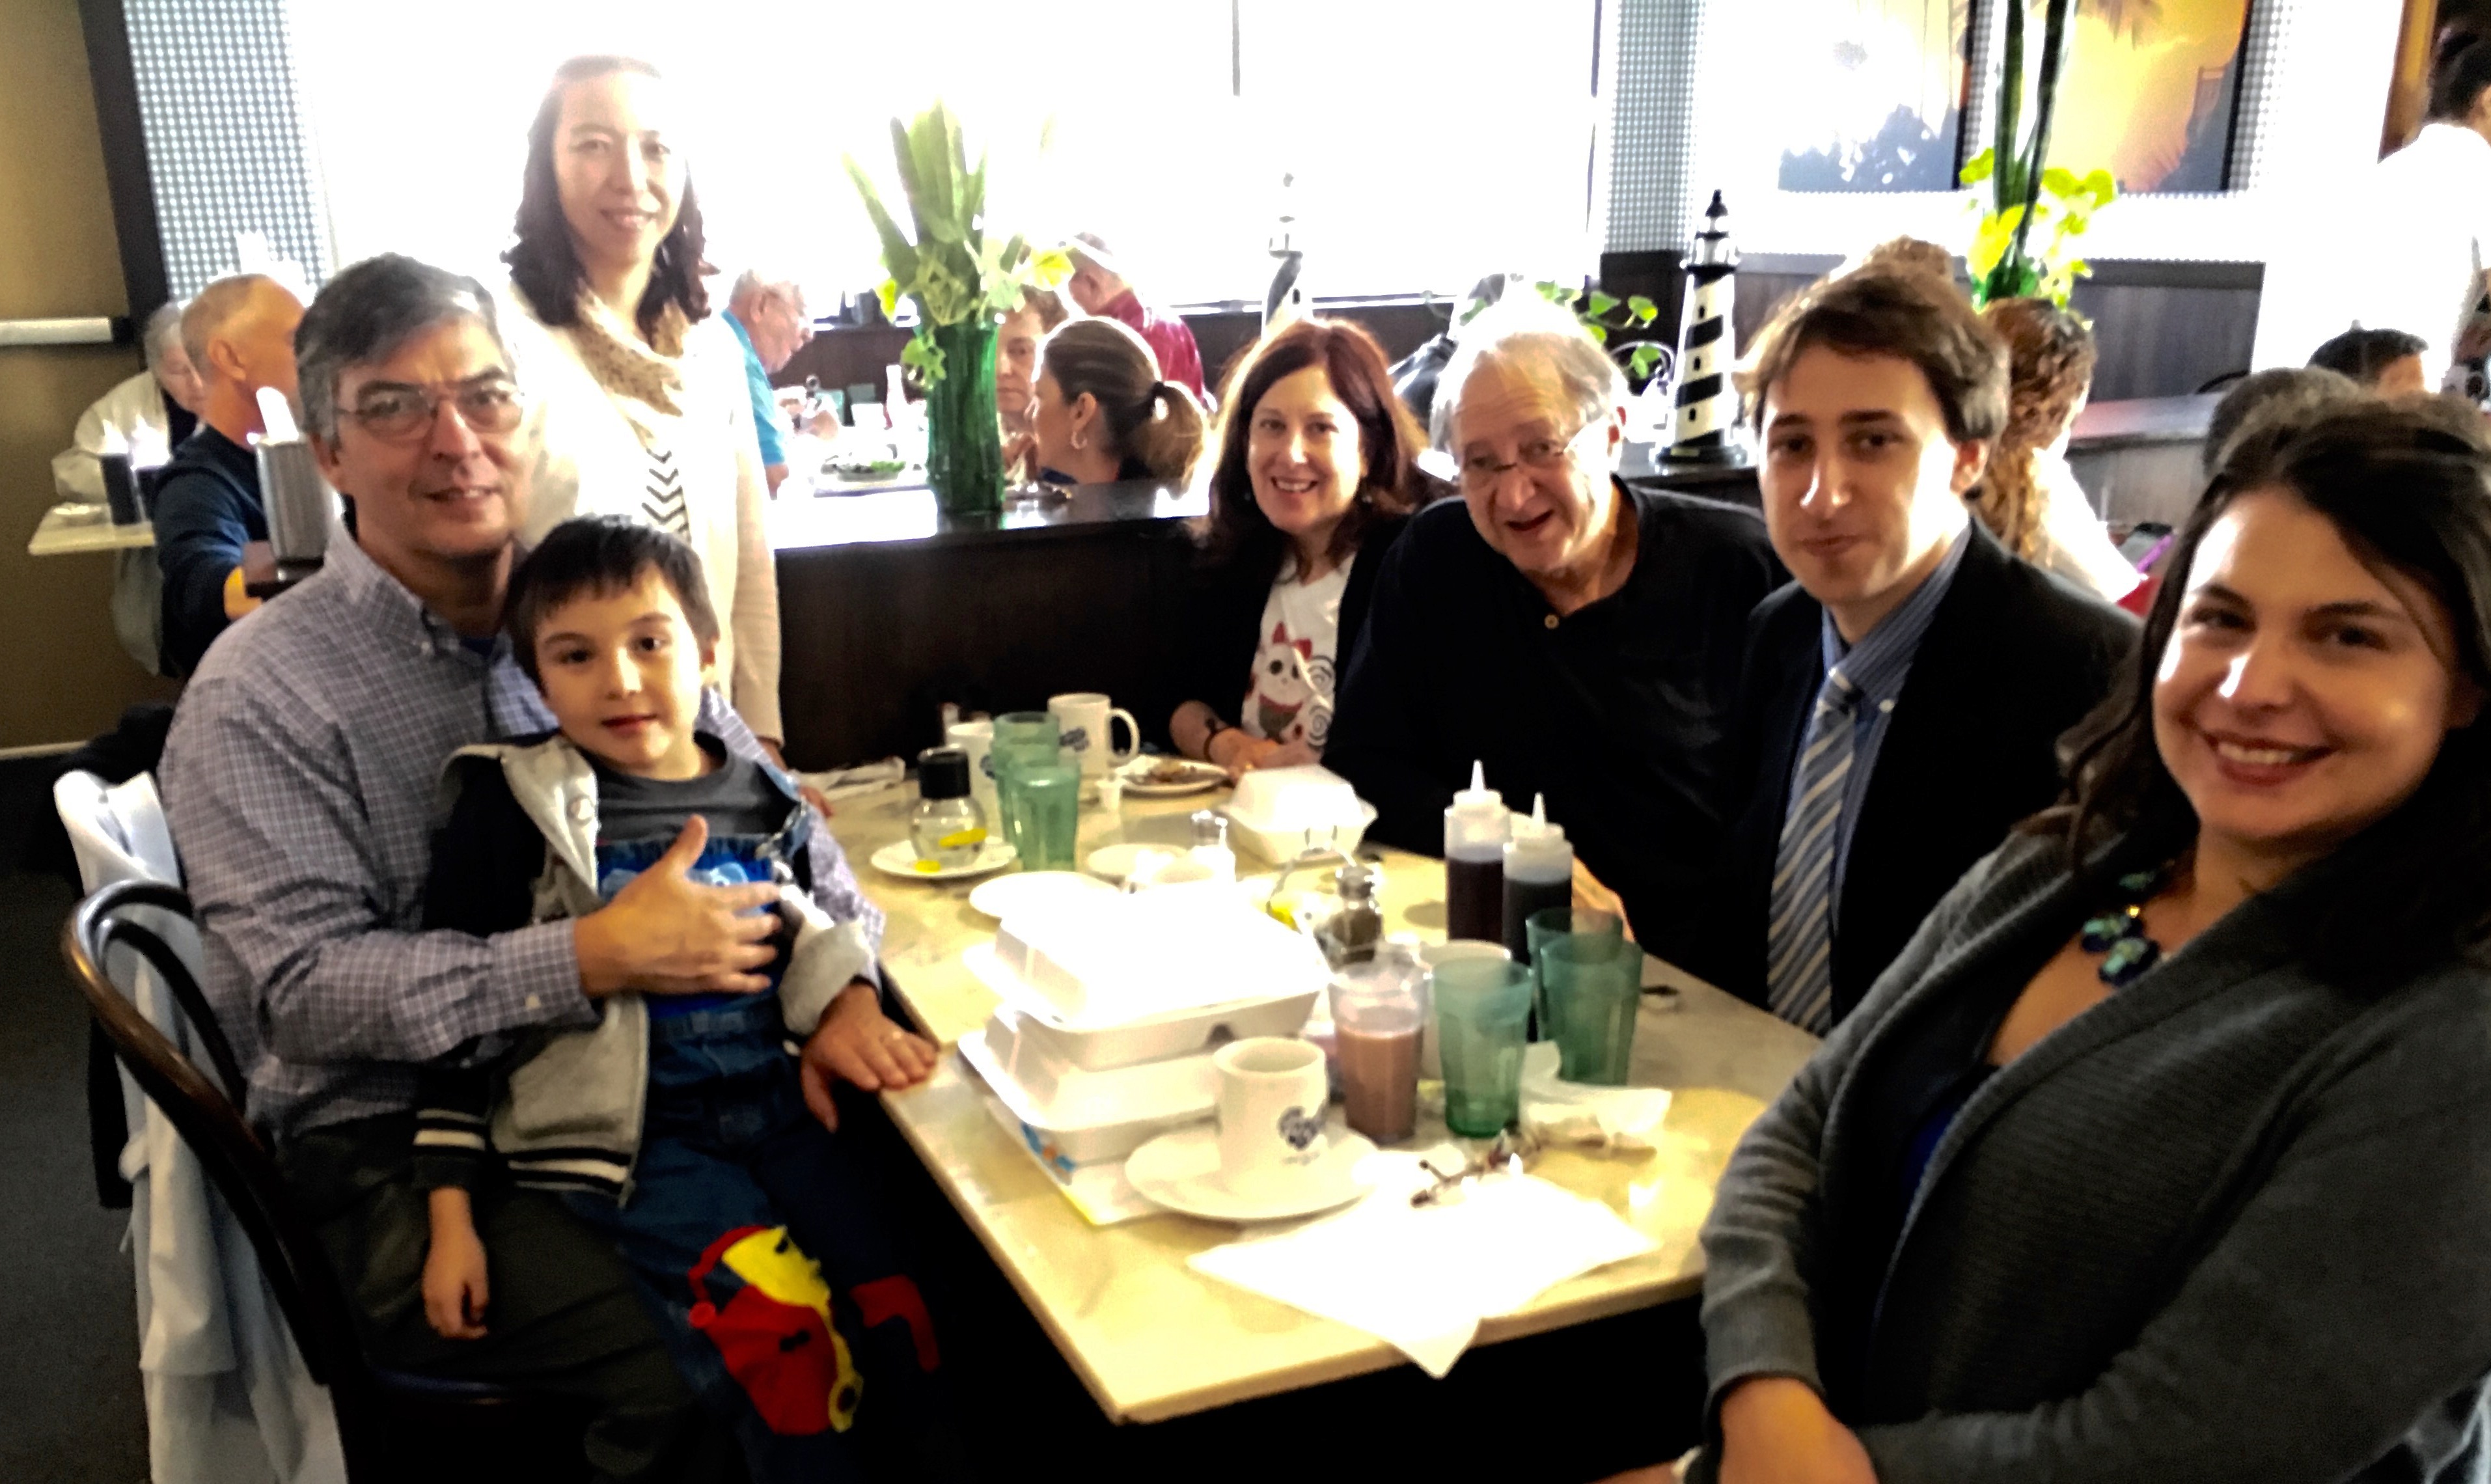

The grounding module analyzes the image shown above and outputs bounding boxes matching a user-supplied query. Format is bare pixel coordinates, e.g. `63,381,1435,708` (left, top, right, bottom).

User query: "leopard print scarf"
569,291,691,420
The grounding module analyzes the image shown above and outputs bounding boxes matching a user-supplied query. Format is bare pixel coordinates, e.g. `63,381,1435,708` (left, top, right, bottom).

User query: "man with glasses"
1326,307,1781,959
152,274,303,676
722,269,813,493
157,253,809,1479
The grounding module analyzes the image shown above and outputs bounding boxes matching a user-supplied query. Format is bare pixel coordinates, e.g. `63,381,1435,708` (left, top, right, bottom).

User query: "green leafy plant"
1519,282,1670,385
843,102,1069,385
1962,0,2118,308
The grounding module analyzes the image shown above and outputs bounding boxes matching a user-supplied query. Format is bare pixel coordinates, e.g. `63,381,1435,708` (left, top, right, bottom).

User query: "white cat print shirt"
1239,557,1355,747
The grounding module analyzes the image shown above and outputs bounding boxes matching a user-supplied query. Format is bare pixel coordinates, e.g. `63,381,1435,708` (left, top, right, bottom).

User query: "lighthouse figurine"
1668,191,1742,463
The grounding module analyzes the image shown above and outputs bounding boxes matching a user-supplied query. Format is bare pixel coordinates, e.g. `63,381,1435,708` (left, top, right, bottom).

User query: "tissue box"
1220,764,1377,862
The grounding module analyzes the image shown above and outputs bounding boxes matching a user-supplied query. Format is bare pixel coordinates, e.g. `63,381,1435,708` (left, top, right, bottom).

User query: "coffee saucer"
868,838,1016,881
1125,1123,1377,1223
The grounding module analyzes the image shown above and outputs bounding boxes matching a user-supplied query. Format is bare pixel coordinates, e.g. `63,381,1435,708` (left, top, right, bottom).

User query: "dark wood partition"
773,482,1202,769
1599,251,2264,403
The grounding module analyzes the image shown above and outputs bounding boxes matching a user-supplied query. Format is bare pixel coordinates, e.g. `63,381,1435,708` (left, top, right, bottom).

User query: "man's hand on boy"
756,737,837,818
799,981,939,1130
573,817,784,998
421,1188,491,1341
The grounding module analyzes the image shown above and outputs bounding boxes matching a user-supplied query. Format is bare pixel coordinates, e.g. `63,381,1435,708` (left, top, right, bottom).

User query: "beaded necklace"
2079,865,2173,988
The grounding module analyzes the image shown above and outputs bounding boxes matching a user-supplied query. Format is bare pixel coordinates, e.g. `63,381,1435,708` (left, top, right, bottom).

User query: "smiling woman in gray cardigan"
1670,398,2491,1484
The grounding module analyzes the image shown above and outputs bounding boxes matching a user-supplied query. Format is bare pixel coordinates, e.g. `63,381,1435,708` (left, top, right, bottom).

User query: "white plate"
967,870,1118,920
1124,1123,1377,1223
1116,757,1228,797
868,837,1016,881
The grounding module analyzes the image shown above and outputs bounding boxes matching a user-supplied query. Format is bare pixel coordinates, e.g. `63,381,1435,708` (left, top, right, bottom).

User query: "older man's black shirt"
1325,482,1782,963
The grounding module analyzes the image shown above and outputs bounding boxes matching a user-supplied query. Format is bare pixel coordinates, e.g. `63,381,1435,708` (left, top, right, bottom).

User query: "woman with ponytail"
1973,297,2140,602
1027,318,1205,487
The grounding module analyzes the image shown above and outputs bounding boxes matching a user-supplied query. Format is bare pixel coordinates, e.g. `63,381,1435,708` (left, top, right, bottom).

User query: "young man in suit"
1703,269,2138,1032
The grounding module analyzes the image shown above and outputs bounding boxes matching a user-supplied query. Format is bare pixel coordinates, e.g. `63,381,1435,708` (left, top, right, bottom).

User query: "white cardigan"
2030,450,2143,603
499,285,784,741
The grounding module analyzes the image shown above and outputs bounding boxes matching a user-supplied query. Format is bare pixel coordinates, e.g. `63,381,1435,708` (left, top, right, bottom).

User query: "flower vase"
923,319,1006,519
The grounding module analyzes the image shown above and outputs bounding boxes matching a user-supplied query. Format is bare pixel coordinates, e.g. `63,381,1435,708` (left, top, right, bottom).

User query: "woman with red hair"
1168,318,1445,777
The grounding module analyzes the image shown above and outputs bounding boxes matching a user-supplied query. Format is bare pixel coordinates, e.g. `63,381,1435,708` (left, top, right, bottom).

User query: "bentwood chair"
64,879,590,1484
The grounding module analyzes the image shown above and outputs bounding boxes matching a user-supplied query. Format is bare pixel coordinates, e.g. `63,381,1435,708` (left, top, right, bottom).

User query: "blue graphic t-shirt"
590,745,792,1017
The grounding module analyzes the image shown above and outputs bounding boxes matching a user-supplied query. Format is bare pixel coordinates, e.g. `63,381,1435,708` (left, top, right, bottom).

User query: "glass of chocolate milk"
1330,964,1423,1143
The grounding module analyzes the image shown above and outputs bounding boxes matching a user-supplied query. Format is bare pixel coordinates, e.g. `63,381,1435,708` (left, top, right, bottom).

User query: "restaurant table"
832,778,1821,1426
29,505,153,556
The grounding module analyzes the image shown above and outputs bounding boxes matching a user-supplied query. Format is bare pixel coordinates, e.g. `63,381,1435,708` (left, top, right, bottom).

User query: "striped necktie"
1766,668,1860,1033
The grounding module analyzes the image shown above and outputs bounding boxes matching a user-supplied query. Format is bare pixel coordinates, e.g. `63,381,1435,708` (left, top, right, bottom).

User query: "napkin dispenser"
253,387,337,581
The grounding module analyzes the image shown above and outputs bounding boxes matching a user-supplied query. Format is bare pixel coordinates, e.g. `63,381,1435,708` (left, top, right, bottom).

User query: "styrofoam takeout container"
965,941,1319,1069
957,1011,1215,1165
985,882,1331,1027
1218,763,1379,863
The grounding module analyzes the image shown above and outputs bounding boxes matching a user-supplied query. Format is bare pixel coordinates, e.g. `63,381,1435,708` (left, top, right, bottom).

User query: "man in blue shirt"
152,274,302,676
1701,268,2136,1031
721,270,812,493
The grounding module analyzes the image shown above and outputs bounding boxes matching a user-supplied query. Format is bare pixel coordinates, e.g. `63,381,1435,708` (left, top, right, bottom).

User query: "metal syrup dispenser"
1442,760,1509,942
253,386,337,581
1502,793,1573,962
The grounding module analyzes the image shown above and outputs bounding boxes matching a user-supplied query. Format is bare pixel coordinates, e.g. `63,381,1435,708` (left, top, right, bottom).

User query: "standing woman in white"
500,56,784,749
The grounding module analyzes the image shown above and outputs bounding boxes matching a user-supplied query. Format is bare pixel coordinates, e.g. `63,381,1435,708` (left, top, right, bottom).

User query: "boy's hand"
573,816,784,998
799,981,939,1130
422,1189,490,1341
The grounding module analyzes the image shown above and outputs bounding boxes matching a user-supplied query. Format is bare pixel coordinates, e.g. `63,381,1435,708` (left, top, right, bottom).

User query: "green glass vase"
923,318,1006,519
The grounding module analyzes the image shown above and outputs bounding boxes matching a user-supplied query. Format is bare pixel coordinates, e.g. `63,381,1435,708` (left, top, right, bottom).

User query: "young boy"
412,515,958,1483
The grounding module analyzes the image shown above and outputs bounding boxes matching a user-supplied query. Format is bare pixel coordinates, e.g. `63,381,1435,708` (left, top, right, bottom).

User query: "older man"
53,301,202,499
1063,231,1205,399
152,274,302,676
158,254,849,1479
1698,268,2135,1032
54,302,204,673
721,269,812,492
1326,307,1782,959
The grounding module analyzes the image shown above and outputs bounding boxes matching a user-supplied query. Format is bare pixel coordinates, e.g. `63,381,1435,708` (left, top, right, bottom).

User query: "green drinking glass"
1000,760,1080,872
1537,933,1644,1085
1431,958,1534,1137
991,711,1061,776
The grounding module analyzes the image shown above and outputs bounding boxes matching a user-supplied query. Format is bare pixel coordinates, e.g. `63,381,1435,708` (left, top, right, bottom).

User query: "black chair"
64,879,589,1483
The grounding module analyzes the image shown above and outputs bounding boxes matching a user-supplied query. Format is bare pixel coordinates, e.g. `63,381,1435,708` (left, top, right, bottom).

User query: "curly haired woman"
1972,298,2141,603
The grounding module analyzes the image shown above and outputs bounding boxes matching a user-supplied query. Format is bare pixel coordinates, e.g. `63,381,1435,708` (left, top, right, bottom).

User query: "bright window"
290,0,1598,310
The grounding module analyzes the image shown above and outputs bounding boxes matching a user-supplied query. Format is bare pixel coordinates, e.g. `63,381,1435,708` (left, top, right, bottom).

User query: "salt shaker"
1315,862,1384,968
1187,809,1236,885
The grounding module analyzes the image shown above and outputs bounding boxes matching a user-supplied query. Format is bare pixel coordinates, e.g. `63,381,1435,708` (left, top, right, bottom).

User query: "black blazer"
1168,512,1412,739
1699,522,2138,1024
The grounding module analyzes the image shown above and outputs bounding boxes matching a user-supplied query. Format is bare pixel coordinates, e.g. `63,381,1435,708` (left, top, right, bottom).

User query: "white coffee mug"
1213,1037,1330,1197
1047,692,1140,779
946,719,1000,824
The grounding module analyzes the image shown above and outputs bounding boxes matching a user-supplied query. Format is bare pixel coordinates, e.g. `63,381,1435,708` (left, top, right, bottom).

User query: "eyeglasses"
336,382,526,443
1457,419,1602,491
